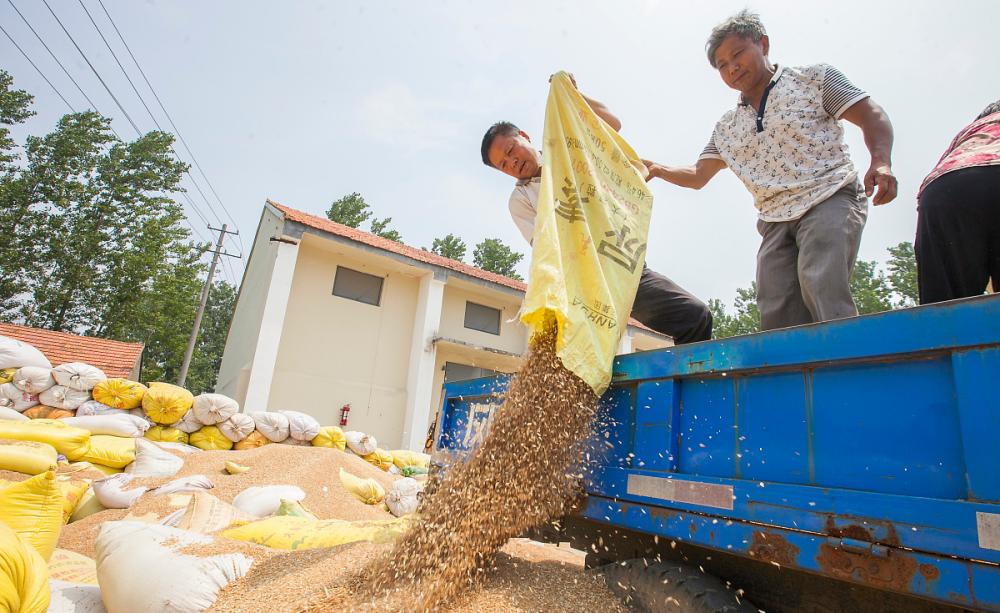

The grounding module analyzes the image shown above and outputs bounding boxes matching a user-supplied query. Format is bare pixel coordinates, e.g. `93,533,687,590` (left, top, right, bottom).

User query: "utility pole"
178,223,240,387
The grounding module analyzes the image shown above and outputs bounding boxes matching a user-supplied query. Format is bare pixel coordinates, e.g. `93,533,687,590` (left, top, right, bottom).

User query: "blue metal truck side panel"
434,295,1000,610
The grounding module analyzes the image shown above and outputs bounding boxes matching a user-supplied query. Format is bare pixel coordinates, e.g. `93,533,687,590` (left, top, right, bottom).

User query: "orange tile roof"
268,200,659,335
0,322,143,378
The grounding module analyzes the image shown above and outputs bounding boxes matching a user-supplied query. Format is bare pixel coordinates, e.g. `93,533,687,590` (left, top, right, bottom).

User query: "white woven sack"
218,413,255,442
0,335,51,369
96,521,252,613
0,406,29,421
39,384,90,410
175,409,204,434
52,362,107,391
76,399,126,417
385,477,422,517
48,579,107,613
125,438,183,477
61,414,149,437
192,393,239,425
344,430,377,456
0,382,38,412
280,410,321,442
92,473,148,509
250,411,289,442
152,475,214,496
13,366,55,394
232,485,305,519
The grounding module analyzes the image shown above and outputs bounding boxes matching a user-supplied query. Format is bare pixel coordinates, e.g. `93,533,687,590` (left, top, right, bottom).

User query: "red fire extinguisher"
339,403,351,427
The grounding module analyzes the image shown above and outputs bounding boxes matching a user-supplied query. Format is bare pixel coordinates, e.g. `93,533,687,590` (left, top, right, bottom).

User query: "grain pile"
57,443,397,557
208,539,626,613
302,322,602,611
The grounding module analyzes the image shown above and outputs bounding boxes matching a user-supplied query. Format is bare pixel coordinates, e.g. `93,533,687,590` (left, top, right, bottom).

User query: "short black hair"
480,121,520,167
706,10,767,68
977,100,1000,121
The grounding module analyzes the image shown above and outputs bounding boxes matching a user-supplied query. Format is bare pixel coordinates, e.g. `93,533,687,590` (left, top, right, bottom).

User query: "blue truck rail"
434,294,1000,611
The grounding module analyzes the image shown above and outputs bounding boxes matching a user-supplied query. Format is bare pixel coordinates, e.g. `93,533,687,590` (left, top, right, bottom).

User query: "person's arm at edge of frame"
840,97,897,205
641,157,726,189
557,72,623,132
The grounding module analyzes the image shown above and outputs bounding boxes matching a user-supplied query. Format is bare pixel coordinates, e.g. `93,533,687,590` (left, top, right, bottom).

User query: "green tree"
0,71,225,387
850,259,893,315
430,233,467,261
709,283,761,339
325,192,371,228
473,238,524,280
886,241,918,307
183,280,237,393
0,70,36,314
369,216,402,242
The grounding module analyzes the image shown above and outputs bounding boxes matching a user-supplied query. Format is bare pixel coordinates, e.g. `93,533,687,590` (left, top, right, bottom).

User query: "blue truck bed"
434,294,1000,611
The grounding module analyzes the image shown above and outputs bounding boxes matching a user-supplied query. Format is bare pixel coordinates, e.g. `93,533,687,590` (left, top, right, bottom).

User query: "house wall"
216,206,285,402
267,234,419,448
438,282,527,357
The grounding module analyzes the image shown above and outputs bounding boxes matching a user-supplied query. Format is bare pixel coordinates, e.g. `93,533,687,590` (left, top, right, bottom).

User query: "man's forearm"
862,106,893,167
582,94,622,132
646,158,724,190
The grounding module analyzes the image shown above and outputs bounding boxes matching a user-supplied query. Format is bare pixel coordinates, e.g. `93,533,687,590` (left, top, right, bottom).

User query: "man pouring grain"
480,76,713,344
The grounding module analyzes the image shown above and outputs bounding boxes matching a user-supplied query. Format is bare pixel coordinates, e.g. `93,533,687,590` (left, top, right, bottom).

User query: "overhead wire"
73,0,228,233
0,21,75,111
39,0,142,136
94,0,245,258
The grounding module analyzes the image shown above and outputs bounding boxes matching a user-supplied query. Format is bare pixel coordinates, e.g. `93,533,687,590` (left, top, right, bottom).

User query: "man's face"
487,130,542,180
713,34,770,94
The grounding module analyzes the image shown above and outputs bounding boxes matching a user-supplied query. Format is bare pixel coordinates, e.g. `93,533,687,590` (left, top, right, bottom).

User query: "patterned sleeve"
821,64,869,118
698,130,724,161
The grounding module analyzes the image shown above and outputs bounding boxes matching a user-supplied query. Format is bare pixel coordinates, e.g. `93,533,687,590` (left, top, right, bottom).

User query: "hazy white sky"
3,0,997,304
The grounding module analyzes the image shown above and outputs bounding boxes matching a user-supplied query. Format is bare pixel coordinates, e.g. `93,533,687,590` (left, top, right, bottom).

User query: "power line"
0,21,74,111
73,0,228,231
94,0,244,248
40,0,142,135
5,0,112,124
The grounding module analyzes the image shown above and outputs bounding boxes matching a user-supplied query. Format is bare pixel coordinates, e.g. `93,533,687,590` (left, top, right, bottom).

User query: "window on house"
464,301,501,335
332,266,383,306
443,362,502,383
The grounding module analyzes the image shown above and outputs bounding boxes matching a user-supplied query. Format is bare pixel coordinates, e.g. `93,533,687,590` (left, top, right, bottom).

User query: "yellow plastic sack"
54,476,89,523
520,72,653,394
142,381,194,424
275,498,316,520
78,435,136,469
47,548,98,585
69,486,104,522
361,448,394,471
234,430,269,450
0,439,58,474
0,368,16,384
145,425,189,445
0,419,90,461
0,521,50,613
222,515,410,550
189,425,233,451
92,378,147,409
338,468,385,505
390,449,430,470
311,425,346,451
0,471,63,560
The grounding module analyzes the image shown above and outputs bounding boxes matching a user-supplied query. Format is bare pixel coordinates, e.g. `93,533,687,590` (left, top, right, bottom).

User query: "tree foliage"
886,241,918,307
473,238,524,280
0,70,233,390
325,192,371,228
369,216,402,242
430,233,467,261
850,258,894,315
708,283,760,339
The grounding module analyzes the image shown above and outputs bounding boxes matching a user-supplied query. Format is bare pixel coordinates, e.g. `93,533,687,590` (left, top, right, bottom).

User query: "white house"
216,200,671,451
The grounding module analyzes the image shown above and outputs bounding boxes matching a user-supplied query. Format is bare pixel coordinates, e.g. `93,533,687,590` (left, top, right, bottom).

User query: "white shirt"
699,64,869,222
508,175,541,244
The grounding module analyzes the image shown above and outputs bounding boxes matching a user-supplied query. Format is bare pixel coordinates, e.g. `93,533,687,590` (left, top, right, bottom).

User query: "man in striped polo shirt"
643,10,897,331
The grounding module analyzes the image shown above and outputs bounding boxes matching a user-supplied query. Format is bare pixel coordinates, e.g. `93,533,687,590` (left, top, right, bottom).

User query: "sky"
2,0,997,305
